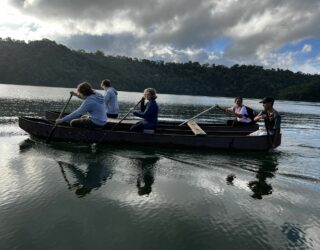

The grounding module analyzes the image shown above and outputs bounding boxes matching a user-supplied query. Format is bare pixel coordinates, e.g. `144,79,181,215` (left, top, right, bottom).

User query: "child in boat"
130,88,159,132
254,97,281,151
100,79,119,118
218,97,253,126
55,82,107,128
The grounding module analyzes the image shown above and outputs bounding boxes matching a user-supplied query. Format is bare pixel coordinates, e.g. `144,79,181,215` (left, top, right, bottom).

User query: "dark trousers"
70,118,103,129
107,113,118,118
130,121,156,132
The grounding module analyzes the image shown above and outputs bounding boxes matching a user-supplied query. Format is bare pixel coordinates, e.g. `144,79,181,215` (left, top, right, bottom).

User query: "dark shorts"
70,118,103,129
107,113,119,118
130,121,157,132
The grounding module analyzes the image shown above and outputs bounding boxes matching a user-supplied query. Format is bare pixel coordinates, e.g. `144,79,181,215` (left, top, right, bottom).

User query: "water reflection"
132,156,159,196
19,138,35,153
281,223,309,249
248,155,278,199
57,160,112,197
19,139,113,197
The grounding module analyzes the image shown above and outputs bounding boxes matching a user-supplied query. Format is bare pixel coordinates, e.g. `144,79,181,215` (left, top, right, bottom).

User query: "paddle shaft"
179,104,217,126
111,99,142,131
46,94,73,143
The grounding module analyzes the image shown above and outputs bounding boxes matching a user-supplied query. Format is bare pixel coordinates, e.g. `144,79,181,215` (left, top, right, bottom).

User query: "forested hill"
0,38,319,102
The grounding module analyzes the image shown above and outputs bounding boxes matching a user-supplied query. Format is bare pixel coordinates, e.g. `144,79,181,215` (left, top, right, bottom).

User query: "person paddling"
217,97,253,126
254,97,281,151
100,79,119,118
55,82,107,128
130,88,159,132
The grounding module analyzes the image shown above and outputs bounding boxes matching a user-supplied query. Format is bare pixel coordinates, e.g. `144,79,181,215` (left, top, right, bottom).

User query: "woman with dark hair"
130,88,159,132
219,97,252,126
55,82,107,128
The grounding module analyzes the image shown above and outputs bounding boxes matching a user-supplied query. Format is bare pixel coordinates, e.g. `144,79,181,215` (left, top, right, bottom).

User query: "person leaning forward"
254,97,281,151
56,82,107,129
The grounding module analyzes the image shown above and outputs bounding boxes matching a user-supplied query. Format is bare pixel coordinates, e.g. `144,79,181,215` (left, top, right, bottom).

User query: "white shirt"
228,106,252,123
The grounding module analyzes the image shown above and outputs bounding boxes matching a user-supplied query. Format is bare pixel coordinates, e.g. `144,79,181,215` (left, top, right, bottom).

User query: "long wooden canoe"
19,117,280,151
45,111,259,133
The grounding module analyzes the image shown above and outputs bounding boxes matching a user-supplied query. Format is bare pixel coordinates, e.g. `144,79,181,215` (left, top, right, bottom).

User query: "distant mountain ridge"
0,37,319,102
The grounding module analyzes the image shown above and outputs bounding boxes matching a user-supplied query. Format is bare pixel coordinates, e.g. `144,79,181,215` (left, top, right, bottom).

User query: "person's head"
77,82,94,98
143,88,157,100
234,97,243,107
100,79,111,90
260,97,275,111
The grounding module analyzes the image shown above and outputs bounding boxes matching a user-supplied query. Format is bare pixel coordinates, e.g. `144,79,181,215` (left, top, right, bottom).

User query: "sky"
1,0,320,74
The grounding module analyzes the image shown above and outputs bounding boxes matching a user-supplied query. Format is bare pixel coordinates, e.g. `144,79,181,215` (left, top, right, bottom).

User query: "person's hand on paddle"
256,114,267,121
216,105,229,113
70,91,81,98
55,118,64,125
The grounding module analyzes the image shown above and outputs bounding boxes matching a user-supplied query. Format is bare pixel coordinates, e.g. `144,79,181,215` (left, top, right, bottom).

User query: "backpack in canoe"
243,106,257,122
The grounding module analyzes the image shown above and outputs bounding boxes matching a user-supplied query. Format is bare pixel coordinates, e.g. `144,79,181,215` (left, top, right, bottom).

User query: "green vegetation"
0,38,319,102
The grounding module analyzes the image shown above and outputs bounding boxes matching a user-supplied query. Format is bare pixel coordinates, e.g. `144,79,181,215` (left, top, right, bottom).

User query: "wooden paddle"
110,99,142,131
179,104,218,126
215,105,237,115
46,93,73,143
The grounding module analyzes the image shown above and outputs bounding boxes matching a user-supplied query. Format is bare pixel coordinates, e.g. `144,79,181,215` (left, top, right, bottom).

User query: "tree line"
0,37,319,102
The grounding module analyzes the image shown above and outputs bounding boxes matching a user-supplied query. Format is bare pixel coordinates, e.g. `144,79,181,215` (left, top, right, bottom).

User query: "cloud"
302,44,312,53
5,0,320,73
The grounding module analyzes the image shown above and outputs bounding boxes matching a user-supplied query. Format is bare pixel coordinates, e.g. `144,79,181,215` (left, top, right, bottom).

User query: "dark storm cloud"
7,0,320,69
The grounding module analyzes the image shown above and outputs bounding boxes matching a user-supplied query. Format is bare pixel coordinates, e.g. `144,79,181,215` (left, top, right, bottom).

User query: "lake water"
0,83,319,250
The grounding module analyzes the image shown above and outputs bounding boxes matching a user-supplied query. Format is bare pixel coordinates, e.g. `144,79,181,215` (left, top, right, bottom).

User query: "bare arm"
216,105,243,118
254,114,266,122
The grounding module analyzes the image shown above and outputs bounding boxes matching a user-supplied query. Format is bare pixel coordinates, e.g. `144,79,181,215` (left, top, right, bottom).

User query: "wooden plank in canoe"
187,120,207,136
108,118,140,124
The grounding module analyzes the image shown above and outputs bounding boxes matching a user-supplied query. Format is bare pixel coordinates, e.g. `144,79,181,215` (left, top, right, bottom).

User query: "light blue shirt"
104,87,119,115
62,92,107,126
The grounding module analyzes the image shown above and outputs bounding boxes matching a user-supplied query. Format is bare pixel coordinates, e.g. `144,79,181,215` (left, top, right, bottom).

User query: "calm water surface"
0,84,319,250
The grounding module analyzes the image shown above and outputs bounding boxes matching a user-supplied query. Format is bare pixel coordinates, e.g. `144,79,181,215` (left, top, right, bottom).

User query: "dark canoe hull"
45,111,259,133
19,117,281,151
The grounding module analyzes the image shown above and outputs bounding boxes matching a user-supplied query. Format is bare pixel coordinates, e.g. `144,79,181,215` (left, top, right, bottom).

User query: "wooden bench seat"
187,120,207,136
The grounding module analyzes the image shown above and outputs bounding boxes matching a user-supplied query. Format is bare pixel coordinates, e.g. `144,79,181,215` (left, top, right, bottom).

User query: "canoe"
19,117,281,151
44,111,259,133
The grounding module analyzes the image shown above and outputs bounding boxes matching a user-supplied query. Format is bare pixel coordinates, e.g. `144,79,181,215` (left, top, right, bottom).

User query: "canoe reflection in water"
133,156,160,196
58,160,112,197
248,155,278,199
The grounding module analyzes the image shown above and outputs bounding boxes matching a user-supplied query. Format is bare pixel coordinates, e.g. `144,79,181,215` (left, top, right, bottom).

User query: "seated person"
219,97,252,126
254,97,281,151
100,79,119,118
130,88,159,132
56,82,107,128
